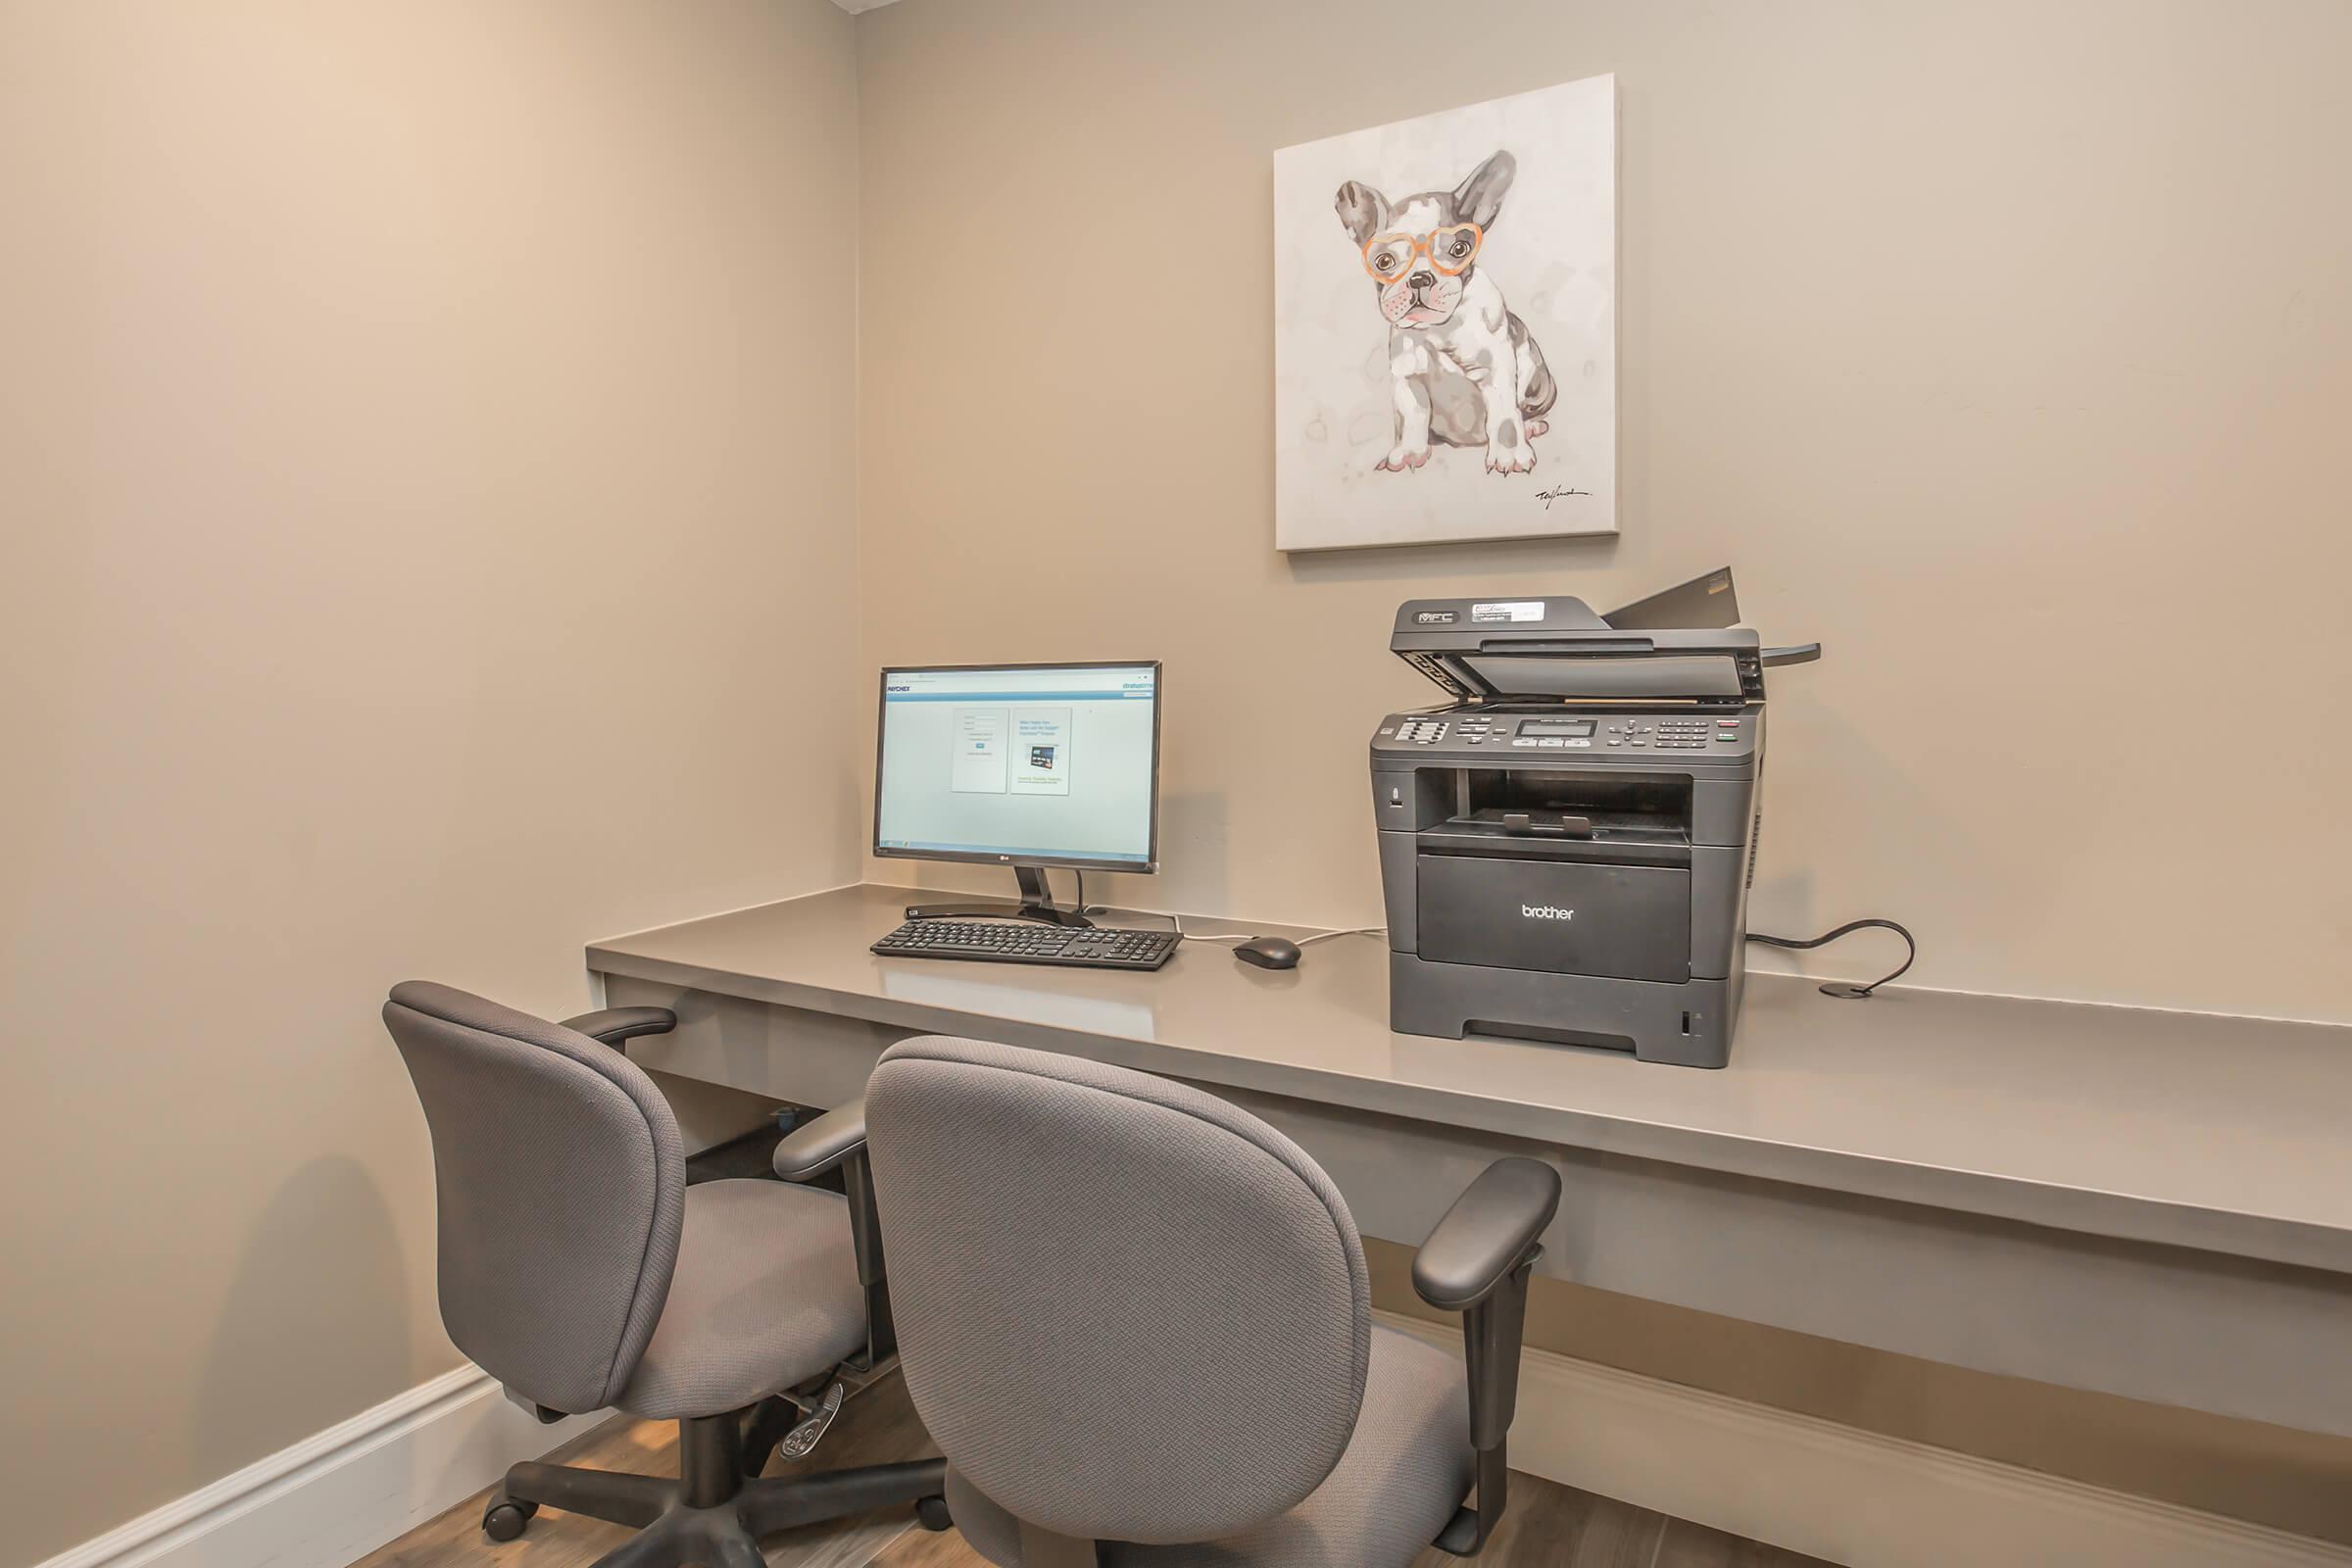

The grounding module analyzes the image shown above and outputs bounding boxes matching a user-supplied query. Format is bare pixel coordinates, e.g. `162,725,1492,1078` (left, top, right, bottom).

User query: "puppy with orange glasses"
1336,151,1556,475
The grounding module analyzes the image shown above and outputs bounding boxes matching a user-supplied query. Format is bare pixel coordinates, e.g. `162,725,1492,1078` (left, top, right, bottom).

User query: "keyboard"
870,919,1182,971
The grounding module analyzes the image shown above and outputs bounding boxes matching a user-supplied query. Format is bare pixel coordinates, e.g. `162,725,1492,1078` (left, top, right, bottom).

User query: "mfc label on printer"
1471,601,1545,623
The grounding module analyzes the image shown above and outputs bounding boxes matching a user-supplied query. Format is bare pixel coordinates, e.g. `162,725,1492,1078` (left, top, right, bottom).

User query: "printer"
1370,570,1819,1068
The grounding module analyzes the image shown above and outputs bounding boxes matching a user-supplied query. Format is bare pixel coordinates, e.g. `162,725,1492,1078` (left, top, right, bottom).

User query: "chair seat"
946,1325,1474,1568
615,1178,867,1419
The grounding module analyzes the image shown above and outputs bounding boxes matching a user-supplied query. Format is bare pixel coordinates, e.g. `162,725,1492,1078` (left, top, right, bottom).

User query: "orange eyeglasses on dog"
1361,223,1484,284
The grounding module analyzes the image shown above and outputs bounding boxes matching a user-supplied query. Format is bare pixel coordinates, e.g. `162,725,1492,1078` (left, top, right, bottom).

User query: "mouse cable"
1164,912,1386,947
1070,872,1236,939
1077,871,1388,945
1746,918,1916,1000
1165,912,1254,945
1297,925,1386,947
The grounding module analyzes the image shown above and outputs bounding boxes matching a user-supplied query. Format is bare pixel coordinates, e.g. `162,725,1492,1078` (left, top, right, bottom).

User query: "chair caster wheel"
482,1497,538,1542
916,1494,953,1532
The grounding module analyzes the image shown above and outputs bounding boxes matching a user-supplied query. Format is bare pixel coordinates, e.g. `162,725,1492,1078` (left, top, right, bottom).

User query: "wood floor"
353,1369,1835,1568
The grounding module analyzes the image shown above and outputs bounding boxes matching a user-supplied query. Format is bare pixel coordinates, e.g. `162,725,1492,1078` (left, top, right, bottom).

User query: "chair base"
493,1407,948,1568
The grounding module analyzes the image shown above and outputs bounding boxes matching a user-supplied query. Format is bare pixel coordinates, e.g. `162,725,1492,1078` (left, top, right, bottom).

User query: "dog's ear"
1335,180,1391,247
1452,151,1516,231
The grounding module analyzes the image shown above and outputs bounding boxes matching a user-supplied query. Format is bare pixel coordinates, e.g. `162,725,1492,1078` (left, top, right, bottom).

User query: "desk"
589,883,2352,1441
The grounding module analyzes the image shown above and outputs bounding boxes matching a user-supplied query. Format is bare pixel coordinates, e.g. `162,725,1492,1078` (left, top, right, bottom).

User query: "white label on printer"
1471,601,1544,623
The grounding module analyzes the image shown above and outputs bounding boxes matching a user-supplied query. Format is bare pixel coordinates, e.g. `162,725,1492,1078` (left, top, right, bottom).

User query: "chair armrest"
1416,1158,1560,1557
775,1098,897,1369
559,1005,676,1051
771,1098,867,1182
1412,1157,1562,1311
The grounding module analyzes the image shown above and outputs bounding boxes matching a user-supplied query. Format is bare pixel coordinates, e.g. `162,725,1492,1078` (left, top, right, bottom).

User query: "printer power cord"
1747,919,1916,1000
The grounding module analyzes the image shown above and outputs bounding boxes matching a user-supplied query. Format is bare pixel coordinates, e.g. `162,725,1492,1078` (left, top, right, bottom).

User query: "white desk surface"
589,883,2352,1277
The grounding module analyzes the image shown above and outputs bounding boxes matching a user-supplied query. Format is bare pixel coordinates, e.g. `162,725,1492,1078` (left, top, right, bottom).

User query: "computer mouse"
1233,936,1301,971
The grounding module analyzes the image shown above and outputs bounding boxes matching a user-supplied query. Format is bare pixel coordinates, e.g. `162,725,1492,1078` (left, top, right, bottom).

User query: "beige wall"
7,0,2351,1559
0,2,861,1559
852,0,2352,1541
856,0,2352,1022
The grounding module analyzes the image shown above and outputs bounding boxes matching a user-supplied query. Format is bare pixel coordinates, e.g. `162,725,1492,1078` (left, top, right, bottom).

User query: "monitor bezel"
871,660,1164,875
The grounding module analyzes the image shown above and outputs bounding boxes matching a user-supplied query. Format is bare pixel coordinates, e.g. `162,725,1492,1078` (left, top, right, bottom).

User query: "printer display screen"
1517,718,1597,738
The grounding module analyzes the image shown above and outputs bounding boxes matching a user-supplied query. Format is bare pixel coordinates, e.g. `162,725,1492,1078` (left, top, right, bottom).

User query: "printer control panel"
1585,715,1747,751
1376,710,1755,755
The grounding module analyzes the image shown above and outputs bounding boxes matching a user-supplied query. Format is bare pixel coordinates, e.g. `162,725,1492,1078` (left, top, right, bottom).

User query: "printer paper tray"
1416,853,1692,982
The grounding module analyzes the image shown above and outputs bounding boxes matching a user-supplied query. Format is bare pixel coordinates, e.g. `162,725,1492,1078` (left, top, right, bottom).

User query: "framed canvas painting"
1274,74,1617,550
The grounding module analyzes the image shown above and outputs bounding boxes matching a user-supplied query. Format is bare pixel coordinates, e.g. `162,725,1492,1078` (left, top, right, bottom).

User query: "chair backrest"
381,981,686,1415
866,1035,1372,1545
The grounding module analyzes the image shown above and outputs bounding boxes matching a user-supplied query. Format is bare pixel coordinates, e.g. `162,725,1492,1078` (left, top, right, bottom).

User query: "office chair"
380,982,947,1568
858,1034,1563,1567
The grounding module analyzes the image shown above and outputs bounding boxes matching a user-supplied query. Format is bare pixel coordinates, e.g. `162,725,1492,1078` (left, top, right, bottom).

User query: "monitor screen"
873,662,1160,870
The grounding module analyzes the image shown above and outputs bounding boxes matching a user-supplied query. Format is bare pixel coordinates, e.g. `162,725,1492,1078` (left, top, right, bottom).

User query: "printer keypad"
1396,718,1450,746
1654,718,1719,749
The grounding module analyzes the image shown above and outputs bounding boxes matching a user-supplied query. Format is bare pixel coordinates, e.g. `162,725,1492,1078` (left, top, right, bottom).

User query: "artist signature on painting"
1535,485,1592,511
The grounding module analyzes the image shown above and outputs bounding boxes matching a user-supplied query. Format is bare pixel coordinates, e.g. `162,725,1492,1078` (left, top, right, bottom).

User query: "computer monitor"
873,662,1161,926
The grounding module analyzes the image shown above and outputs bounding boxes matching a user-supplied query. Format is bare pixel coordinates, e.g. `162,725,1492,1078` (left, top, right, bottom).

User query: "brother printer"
1370,570,1819,1068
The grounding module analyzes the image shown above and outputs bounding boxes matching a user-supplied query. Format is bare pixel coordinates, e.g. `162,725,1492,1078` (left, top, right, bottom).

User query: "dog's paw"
1376,444,1432,472
1485,443,1537,475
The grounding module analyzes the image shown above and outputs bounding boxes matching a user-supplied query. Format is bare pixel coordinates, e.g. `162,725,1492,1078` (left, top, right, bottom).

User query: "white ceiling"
830,0,905,12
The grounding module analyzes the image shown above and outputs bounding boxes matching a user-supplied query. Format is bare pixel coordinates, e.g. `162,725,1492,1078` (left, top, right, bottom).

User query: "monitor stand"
904,866,1094,929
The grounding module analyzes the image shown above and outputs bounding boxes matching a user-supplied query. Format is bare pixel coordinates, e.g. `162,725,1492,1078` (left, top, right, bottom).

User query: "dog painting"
1339,151,1557,476
1275,77,1616,549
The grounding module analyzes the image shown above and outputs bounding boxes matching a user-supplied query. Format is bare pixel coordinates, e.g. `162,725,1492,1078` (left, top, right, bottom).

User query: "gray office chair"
380,982,947,1567
855,1034,1563,1567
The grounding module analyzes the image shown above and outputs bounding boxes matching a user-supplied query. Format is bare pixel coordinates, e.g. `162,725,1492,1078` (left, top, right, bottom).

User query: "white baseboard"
1376,1310,2352,1568
33,1366,599,1568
